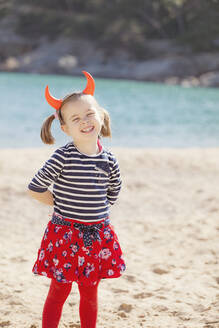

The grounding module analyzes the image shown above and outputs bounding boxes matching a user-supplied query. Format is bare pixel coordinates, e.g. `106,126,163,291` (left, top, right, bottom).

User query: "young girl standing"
27,71,126,328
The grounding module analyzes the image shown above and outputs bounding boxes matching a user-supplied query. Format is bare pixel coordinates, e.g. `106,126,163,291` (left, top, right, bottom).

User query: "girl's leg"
42,279,72,328
78,280,100,328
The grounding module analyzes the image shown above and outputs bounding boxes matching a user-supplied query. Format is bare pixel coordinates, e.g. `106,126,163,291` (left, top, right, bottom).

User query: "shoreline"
1,69,219,88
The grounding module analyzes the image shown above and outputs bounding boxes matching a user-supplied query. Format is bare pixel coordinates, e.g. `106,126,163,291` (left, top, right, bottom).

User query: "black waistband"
51,213,110,247
51,212,110,228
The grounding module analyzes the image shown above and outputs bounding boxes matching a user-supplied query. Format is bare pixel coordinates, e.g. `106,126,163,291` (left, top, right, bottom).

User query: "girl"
27,71,126,328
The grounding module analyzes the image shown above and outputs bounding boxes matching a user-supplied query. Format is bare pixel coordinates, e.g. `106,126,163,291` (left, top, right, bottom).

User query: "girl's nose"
81,116,90,124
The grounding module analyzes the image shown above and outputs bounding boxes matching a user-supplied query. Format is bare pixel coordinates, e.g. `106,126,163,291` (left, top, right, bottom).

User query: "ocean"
1,71,219,149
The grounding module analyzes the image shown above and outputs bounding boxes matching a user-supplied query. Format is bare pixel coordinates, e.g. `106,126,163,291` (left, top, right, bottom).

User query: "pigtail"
40,114,56,144
100,108,112,138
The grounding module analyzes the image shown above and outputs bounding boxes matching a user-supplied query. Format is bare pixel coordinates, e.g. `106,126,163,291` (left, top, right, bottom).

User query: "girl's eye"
87,113,94,116
73,118,79,122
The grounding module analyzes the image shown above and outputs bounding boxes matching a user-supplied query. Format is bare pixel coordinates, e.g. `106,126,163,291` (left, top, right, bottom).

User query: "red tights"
42,279,99,328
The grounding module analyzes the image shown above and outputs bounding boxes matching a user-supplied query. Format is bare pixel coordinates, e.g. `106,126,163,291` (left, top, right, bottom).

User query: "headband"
45,71,95,111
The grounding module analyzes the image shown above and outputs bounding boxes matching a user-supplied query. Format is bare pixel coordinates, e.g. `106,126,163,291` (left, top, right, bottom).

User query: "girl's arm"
27,189,54,206
107,156,122,205
27,148,65,204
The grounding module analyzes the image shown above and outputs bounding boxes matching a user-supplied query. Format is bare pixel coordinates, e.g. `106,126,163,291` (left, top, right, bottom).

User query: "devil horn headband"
45,71,95,111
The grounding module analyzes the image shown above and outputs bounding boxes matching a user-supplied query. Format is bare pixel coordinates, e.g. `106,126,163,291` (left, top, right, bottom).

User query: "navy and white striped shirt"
28,142,122,222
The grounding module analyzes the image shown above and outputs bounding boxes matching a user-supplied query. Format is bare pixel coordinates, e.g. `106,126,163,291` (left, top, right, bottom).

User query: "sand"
0,146,219,328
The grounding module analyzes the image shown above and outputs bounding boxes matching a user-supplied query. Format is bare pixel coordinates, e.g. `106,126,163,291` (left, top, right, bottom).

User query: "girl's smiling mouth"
81,126,94,133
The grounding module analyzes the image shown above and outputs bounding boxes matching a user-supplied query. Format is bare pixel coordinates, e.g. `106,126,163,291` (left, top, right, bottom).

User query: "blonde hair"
40,93,111,144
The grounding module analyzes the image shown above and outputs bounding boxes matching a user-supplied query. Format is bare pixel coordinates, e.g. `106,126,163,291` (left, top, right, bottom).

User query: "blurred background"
0,0,219,148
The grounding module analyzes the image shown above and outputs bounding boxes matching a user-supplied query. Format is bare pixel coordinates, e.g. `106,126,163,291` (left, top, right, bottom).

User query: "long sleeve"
107,156,122,205
28,148,65,193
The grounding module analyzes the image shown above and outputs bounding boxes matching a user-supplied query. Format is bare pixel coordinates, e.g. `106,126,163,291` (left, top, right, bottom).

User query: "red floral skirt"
32,212,126,286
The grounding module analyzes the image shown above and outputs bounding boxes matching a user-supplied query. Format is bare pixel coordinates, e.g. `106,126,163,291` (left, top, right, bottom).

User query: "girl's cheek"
72,121,80,127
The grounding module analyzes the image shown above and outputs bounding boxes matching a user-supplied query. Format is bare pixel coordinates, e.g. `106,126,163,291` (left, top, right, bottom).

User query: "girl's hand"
27,189,54,206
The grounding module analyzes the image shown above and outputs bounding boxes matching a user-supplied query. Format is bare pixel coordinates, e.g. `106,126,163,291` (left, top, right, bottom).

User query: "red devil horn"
82,71,95,95
45,85,62,110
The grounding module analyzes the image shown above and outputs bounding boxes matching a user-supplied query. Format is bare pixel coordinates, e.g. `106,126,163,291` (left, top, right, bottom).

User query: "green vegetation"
4,0,219,57
0,0,13,18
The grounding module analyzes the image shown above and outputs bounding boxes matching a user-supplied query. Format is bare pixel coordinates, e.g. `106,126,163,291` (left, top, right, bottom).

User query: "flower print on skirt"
32,213,126,286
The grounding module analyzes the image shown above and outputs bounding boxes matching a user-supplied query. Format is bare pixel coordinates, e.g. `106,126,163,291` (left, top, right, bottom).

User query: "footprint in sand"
117,312,127,318
118,303,133,313
124,274,136,283
192,304,211,312
138,314,145,318
68,302,76,307
68,324,80,328
155,295,167,300
133,292,153,299
10,256,28,263
0,322,11,327
214,277,219,284
169,310,192,321
152,304,169,312
175,299,182,303
0,292,10,300
112,288,129,294
9,300,23,306
152,267,169,275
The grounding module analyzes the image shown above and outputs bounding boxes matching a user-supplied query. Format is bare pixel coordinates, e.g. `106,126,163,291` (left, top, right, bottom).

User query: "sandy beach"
0,146,219,328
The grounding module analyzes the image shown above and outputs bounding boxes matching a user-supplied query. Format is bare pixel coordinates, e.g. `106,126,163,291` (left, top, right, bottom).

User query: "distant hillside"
4,0,219,55
0,0,219,87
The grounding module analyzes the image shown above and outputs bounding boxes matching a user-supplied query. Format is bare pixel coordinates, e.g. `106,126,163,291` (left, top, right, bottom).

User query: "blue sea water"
0,71,219,148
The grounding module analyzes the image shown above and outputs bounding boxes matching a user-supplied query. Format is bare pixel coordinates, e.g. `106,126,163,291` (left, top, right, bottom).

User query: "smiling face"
60,95,104,145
